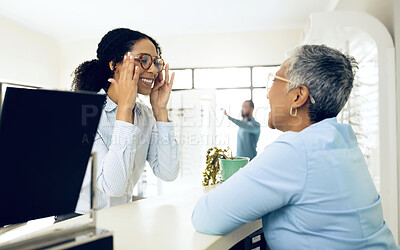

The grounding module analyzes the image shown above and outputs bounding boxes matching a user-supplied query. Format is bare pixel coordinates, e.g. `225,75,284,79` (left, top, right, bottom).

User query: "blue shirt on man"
192,118,398,249
227,116,260,160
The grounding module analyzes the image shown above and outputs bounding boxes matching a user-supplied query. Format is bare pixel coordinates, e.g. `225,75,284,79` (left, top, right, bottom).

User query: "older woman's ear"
291,85,311,109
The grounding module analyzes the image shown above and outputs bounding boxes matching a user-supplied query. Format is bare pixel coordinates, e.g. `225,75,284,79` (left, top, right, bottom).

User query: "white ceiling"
0,0,339,42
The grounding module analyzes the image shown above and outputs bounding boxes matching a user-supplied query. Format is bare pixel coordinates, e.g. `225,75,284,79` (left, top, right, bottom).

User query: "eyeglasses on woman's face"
267,72,316,104
134,53,165,72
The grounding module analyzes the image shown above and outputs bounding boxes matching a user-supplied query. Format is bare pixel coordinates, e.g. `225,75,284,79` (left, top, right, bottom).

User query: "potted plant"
202,147,249,186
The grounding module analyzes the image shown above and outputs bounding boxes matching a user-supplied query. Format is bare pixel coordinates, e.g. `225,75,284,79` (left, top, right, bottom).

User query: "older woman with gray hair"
192,45,398,249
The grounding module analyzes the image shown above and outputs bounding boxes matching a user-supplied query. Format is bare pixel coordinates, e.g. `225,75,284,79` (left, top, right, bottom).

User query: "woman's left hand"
150,63,175,121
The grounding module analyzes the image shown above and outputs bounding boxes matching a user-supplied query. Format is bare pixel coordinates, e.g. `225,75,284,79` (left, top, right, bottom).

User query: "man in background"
224,100,260,160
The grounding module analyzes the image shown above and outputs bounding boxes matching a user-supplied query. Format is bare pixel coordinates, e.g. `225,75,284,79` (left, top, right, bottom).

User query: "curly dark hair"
72,28,162,92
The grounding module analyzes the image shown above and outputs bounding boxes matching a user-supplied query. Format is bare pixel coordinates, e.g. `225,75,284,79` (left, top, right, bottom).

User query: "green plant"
202,147,233,186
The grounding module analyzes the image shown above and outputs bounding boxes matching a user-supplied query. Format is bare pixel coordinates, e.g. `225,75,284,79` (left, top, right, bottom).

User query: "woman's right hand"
108,52,140,124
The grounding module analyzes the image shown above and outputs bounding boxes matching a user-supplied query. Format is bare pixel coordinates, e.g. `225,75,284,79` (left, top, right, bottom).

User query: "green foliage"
202,147,233,186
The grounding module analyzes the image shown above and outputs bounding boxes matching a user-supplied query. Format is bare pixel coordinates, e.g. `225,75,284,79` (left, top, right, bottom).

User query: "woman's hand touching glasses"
150,64,175,122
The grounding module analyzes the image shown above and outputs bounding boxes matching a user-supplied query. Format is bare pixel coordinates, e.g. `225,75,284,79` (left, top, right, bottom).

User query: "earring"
290,106,297,117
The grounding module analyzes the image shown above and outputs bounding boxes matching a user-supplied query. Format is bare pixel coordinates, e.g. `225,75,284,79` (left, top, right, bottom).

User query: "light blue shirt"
76,90,179,214
227,116,260,160
192,118,398,249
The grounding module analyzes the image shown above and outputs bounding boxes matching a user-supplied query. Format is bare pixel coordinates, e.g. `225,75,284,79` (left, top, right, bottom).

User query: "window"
216,89,251,154
170,69,192,90
136,65,282,197
252,66,280,87
194,68,251,89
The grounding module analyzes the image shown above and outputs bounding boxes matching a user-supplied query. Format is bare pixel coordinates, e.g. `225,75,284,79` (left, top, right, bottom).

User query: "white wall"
157,30,303,68
0,15,59,88
58,39,99,90
336,0,395,37
0,0,394,90
59,29,303,89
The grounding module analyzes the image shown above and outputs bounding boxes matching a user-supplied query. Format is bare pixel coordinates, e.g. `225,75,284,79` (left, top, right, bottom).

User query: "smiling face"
113,38,159,95
267,61,292,130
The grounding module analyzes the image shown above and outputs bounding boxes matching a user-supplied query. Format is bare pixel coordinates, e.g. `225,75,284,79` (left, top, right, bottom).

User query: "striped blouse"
76,89,179,214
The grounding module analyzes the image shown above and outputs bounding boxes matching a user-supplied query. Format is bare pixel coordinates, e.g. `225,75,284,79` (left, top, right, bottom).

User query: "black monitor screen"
0,87,105,227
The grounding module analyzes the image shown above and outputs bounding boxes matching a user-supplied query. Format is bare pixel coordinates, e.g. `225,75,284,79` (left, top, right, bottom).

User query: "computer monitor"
0,87,105,227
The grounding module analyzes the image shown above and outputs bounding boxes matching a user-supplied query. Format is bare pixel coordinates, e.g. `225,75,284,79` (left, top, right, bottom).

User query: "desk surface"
0,186,262,250
96,185,262,250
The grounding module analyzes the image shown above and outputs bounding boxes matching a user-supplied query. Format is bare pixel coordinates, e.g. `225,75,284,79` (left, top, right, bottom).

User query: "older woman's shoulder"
303,118,358,151
277,118,359,153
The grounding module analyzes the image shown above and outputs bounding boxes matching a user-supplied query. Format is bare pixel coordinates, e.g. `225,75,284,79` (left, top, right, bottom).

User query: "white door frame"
303,11,398,243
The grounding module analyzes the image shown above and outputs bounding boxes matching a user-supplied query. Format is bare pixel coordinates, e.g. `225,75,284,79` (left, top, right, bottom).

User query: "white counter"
95,186,262,249
0,186,262,249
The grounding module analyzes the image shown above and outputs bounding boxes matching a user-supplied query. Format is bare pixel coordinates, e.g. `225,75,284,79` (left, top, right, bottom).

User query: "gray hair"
285,44,358,123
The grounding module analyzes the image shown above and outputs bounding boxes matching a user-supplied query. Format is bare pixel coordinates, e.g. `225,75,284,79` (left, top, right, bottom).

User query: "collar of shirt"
98,88,142,116
242,117,254,122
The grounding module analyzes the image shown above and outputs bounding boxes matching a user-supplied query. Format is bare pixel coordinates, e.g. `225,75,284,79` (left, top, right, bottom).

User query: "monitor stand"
0,153,114,249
